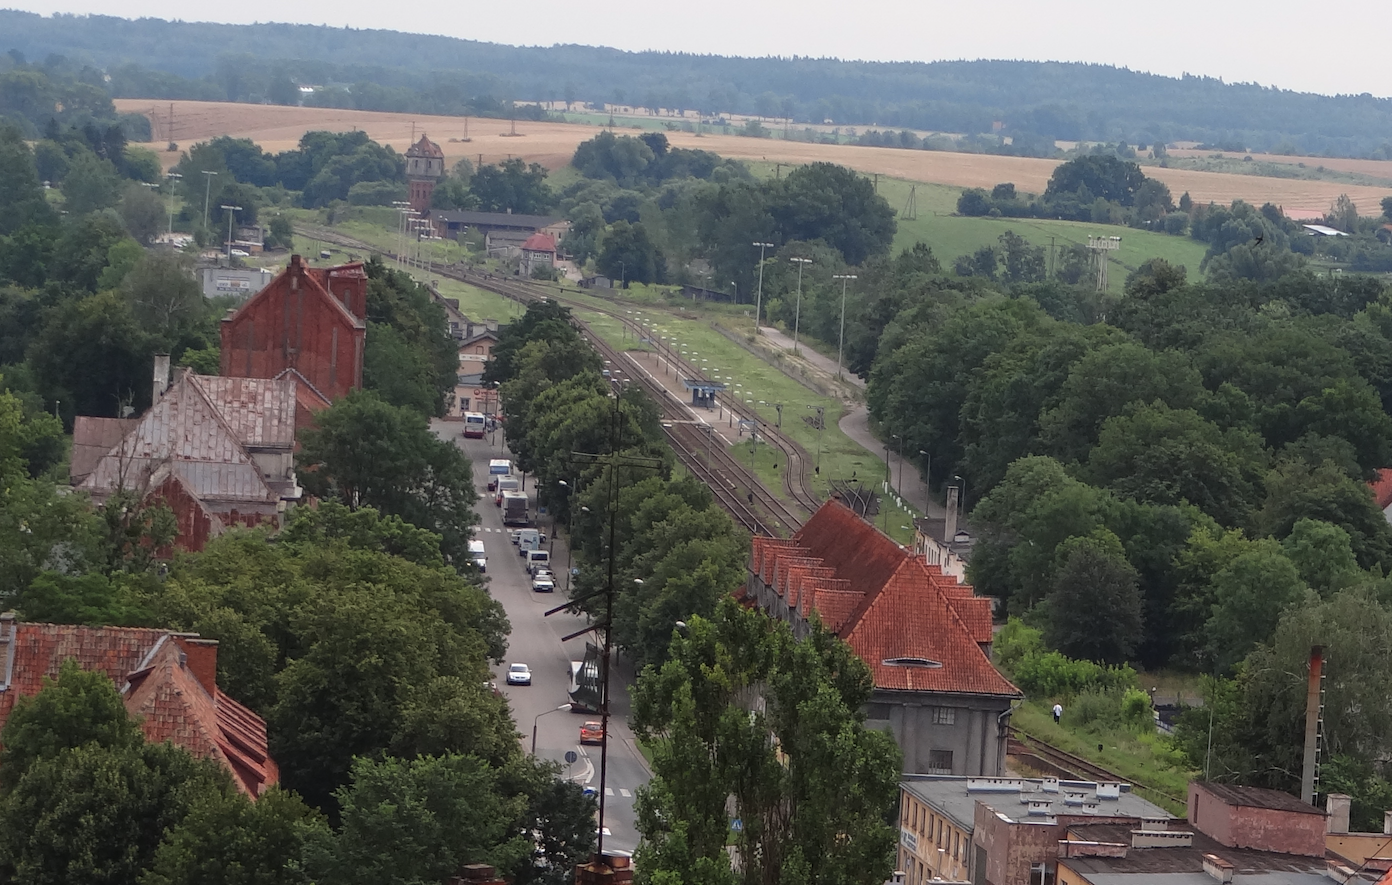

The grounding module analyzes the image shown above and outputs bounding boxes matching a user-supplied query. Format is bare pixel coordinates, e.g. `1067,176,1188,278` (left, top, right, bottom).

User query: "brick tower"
405,133,445,215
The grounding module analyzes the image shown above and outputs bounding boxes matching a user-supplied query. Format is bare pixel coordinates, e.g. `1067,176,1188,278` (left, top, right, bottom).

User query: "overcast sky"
11,0,1389,98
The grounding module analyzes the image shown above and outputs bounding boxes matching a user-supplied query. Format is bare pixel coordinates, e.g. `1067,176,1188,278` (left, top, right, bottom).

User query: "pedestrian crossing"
602,788,634,798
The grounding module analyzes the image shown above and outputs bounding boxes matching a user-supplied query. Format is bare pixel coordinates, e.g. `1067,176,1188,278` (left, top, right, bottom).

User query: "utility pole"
221,205,242,261
544,390,662,863
832,273,857,379
789,257,811,354
752,242,774,334
200,170,218,232
164,172,181,238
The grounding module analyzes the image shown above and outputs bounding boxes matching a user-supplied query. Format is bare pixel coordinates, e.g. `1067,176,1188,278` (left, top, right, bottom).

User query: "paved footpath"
756,326,953,523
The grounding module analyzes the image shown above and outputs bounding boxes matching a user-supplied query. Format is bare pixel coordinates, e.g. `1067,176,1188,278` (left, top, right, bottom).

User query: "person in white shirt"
1053,703,1063,724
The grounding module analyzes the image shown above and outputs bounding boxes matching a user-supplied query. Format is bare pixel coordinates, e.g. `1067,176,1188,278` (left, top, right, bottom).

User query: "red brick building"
0,613,278,796
405,133,445,215
219,256,367,408
748,499,1021,776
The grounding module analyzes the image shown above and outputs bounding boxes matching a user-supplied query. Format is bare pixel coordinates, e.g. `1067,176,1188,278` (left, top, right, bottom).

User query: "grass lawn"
569,300,918,546
433,277,519,322
742,163,1210,295
1012,701,1193,816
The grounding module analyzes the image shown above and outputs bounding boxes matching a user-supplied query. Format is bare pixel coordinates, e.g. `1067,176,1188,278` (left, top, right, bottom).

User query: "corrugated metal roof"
192,376,297,448
80,373,276,503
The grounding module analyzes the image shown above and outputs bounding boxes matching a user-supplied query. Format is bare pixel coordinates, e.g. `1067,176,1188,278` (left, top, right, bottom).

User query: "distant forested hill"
5,10,1392,157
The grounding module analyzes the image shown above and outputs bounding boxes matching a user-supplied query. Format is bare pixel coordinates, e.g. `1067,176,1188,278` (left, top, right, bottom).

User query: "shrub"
993,617,1044,671
1010,650,1138,698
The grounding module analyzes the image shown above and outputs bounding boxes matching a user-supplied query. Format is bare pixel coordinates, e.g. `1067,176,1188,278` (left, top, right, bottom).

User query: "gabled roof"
227,255,364,331
522,232,557,253
79,372,280,504
753,498,1018,697
0,620,277,797
70,416,137,484
191,376,297,449
271,367,333,412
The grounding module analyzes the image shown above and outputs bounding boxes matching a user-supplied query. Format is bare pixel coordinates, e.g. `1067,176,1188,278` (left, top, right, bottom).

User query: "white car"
505,663,532,686
531,575,555,593
229,248,249,257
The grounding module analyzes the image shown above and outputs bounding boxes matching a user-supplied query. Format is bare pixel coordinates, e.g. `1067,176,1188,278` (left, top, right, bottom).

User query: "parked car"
531,575,555,593
580,720,604,744
505,663,532,686
229,248,249,257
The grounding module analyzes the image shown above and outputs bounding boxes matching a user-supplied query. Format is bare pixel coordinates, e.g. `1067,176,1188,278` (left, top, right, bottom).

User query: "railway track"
1006,726,1185,810
300,225,824,535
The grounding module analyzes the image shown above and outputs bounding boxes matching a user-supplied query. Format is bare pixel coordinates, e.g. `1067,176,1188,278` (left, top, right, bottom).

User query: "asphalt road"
436,422,648,855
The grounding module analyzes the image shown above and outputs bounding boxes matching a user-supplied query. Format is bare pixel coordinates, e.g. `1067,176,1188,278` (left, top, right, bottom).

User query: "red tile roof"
521,232,557,253
1370,469,1392,510
753,499,1019,697
406,133,444,159
0,619,277,796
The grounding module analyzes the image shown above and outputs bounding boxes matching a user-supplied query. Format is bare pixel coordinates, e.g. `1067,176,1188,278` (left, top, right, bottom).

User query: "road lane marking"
605,787,614,796
620,788,632,798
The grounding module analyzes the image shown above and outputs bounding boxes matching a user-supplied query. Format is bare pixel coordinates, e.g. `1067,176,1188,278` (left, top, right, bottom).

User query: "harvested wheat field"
119,100,1392,214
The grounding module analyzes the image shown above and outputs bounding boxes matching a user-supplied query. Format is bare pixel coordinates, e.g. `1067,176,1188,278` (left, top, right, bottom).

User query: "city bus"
463,411,486,438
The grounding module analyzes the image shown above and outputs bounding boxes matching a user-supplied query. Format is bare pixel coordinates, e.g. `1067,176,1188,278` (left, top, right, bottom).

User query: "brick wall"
221,256,364,401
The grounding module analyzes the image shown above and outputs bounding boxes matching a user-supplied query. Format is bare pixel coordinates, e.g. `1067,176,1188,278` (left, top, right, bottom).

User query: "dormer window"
882,656,943,668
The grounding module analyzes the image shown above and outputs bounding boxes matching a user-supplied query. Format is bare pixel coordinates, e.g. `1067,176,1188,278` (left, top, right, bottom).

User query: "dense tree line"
12,13,1392,155
484,300,747,669
845,234,1392,818
0,53,151,139
561,135,894,293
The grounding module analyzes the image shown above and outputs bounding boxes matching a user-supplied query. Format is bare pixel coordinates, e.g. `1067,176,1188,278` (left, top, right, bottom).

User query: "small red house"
220,256,367,408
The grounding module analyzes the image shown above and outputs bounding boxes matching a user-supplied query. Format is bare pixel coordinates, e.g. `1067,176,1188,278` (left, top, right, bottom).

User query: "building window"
927,749,953,774
933,707,956,725
867,703,892,720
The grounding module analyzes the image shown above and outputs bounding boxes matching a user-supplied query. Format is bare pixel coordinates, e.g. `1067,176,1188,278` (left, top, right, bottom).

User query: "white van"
468,539,487,573
525,549,550,575
497,476,521,494
516,528,541,553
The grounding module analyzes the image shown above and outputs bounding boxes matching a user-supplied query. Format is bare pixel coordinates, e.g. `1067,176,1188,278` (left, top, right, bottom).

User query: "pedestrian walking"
1052,703,1063,724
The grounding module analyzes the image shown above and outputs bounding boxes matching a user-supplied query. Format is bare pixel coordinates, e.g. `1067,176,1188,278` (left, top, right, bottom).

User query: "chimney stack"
1326,793,1351,835
152,353,171,404
944,484,960,543
1384,810,1392,836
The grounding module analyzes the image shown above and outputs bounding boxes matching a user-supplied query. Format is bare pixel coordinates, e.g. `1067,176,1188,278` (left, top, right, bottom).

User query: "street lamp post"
953,475,967,521
220,205,242,261
559,478,578,585
789,257,811,353
531,703,572,755
919,449,932,512
891,433,904,499
752,242,774,334
831,273,857,379
807,405,825,475
164,172,181,238
200,170,218,232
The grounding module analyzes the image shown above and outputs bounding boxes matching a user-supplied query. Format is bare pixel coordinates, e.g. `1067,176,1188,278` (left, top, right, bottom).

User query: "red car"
580,721,605,744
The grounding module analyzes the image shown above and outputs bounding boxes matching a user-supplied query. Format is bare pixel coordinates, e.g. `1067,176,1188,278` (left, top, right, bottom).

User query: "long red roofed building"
748,498,1021,776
